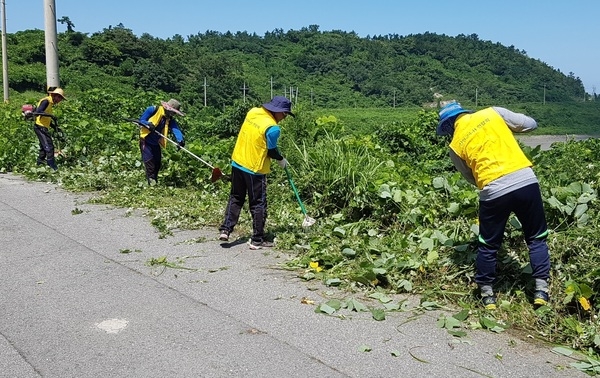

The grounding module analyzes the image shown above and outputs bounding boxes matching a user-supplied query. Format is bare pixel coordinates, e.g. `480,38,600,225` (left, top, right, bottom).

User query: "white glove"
277,158,288,168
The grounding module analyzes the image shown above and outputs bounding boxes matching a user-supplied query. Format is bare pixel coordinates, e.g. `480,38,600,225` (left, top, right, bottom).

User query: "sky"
4,1,599,94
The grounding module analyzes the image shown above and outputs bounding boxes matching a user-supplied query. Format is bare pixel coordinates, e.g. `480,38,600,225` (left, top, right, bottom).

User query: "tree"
57,16,75,32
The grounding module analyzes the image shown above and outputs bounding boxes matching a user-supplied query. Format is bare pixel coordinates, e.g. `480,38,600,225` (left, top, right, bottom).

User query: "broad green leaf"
332,227,346,237
359,345,372,352
325,278,342,287
325,299,343,310
448,330,468,337
421,301,440,310
347,298,368,312
508,217,522,229
580,283,593,298
546,196,563,209
574,203,588,218
447,202,460,213
341,247,356,257
426,250,439,264
371,308,386,321
383,302,401,311
391,350,401,357
397,279,413,292
552,346,574,356
490,326,505,333
317,303,336,315
444,316,462,329
369,292,393,303
436,315,445,329
453,309,470,322
419,237,434,251
432,176,446,189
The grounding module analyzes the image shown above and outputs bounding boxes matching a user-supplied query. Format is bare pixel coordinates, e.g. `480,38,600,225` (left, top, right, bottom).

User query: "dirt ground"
516,134,595,150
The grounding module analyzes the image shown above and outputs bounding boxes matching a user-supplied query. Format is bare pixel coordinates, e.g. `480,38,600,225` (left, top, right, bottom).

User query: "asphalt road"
0,173,585,378
516,134,594,150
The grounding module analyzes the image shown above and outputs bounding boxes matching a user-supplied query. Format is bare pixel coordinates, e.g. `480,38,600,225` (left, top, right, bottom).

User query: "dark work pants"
34,125,57,170
220,166,268,243
139,139,162,182
476,183,551,286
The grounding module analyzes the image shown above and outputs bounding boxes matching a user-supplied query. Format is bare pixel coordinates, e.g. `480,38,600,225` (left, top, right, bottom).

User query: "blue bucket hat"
263,96,295,117
436,102,472,136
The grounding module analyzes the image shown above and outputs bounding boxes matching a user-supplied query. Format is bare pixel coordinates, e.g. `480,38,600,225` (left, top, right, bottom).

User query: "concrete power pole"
1,0,8,102
44,0,60,89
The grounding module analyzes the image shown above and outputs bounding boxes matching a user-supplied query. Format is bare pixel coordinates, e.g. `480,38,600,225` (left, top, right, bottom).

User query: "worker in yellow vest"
33,87,66,170
138,99,185,185
437,102,551,310
219,96,294,250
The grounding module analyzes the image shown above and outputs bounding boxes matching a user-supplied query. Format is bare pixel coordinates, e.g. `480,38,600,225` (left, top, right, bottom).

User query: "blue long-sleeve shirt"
139,106,184,146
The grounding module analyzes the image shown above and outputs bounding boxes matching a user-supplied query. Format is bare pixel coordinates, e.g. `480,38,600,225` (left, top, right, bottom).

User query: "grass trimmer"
125,118,228,182
284,166,316,227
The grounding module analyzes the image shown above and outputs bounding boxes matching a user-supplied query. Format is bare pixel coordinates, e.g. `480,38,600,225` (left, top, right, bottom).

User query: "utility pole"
543,84,546,105
241,82,249,103
203,77,207,107
1,0,8,102
44,0,60,88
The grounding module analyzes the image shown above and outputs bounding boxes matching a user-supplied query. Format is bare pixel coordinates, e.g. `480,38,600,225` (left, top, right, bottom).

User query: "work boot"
248,240,274,250
533,291,549,307
47,158,58,171
481,294,497,310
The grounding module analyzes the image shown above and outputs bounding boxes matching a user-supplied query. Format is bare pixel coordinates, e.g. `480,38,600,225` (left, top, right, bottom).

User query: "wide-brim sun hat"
161,99,185,116
263,96,295,117
49,87,66,100
436,102,472,135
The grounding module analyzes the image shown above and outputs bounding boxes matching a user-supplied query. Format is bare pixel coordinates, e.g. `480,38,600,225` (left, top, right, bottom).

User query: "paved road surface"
517,134,594,150
0,174,585,377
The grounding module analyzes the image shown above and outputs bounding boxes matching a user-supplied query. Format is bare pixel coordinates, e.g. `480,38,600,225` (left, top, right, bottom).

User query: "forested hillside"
5,25,590,111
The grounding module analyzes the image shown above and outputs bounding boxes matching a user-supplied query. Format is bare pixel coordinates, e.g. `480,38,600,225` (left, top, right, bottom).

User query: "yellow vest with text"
140,106,170,148
449,107,532,189
35,95,55,128
231,107,275,174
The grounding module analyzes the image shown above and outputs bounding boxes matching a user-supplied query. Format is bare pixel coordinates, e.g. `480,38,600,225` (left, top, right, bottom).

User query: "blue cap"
436,102,472,136
263,96,295,117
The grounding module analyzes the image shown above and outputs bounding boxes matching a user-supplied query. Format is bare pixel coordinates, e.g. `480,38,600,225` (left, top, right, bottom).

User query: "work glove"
177,140,185,150
146,122,155,133
277,158,288,169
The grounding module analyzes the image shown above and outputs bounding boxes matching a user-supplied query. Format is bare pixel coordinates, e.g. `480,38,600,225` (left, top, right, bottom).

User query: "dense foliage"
5,25,593,113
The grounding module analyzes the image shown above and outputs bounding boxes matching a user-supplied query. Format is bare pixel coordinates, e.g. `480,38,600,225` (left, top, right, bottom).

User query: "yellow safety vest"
231,107,276,174
35,95,55,128
140,106,170,148
449,107,532,189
